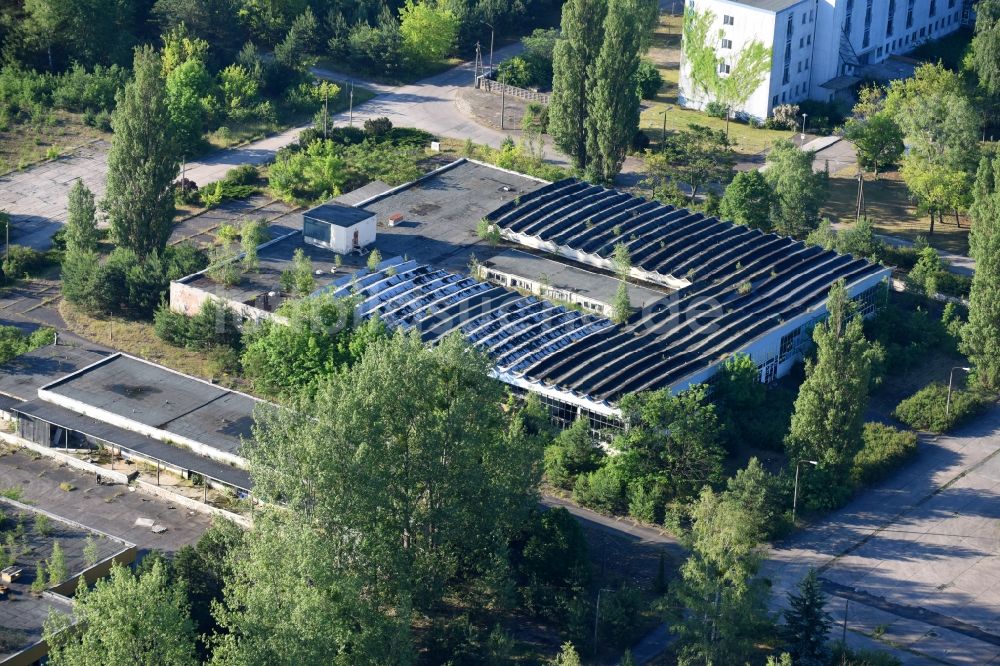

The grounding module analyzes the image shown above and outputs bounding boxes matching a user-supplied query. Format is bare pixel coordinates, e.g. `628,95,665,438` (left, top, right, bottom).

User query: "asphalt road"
763,403,1000,665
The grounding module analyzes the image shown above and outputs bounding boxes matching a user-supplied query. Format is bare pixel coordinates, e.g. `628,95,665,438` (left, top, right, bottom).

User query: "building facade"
679,0,968,120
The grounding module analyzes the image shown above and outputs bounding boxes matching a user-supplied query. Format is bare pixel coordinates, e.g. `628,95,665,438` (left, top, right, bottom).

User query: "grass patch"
822,172,970,255
0,487,23,501
58,482,76,492
0,109,106,175
59,300,242,387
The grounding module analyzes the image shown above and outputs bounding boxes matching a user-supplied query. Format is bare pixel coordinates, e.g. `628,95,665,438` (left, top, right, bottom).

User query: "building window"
772,95,779,106
782,66,790,84
949,0,955,7
787,13,794,37
721,38,733,48
877,46,883,57
930,0,937,17
886,0,895,36
723,14,734,25
718,62,731,74
805,58,809,69
800,36,805,47
779,330,799,362
797,61,802,72
906,0,914,28
807,34,811,44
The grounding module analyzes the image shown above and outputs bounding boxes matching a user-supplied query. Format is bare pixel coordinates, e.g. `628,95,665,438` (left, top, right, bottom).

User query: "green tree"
720,170,774,231
764,140,828,238
972,0,1000,96
166,58,214,155
961,155,1000,389
724,457,781,534
611,281,632,324
671,487,771,665
103,46,179,258
782,569,832,666
47,540,67,586
785,280,878,507
274,7,318,69
681,7,772,116
615,385,725,504
585,0,645,182
66,180,99,252
842,113,905,178
907,246,943,297
549,0,607,171
241,294,385,399
543,417,603,489
215,332,541,664
398,0,459,68
44,561,197,666
645,124,734,204
885,63,979,235
554,642,583,666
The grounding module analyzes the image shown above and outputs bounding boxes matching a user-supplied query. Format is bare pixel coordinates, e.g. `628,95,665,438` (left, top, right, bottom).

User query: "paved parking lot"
0,141,108,250
765,405,1000,665
0,447,213,556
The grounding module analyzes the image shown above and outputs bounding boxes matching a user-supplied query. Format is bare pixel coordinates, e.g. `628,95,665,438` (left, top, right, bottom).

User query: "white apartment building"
679,0,971,120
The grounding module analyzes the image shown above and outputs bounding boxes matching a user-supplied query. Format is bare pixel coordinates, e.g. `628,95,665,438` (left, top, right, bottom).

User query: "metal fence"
476,76,551,104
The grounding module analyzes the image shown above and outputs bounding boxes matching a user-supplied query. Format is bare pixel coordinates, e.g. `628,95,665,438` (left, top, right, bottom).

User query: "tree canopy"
764,140,828,238
215,331,542,663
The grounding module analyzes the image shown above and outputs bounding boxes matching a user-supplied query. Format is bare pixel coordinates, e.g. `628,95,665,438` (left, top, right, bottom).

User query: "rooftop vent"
388,212,404,227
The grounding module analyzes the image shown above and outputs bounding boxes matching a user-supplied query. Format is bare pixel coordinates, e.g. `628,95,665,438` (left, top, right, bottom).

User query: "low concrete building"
0,348,256,494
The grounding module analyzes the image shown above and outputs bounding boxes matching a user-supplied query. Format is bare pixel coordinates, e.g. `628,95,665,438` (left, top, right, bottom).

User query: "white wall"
680,0,814,120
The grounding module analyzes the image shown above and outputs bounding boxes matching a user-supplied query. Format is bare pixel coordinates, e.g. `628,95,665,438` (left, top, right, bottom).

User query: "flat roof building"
170,159,891,425
0,348,257,493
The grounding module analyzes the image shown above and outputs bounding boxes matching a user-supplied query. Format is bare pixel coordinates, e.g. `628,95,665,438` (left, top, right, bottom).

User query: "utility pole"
474,42,482,86
947,366,972,418
500,70,507,130
349,81,354,128
792,459,818,524
855,170,866,221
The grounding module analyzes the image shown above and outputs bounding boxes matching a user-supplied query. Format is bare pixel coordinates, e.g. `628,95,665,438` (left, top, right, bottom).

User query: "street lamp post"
658,107,670,152
801,113,808,141
946,366,972,418
792,459,819,524
485,22,495,75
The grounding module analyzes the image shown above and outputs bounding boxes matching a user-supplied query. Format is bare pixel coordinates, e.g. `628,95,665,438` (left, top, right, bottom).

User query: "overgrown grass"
59,301,242,387
823,173,970,255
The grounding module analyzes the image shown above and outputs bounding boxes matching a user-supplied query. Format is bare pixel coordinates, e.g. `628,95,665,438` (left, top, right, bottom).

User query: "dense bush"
634,59,663,100
197,165,263,207
573,462,628,514
850,423,919,486
496,56,532,88
893,382,991,433
51,64,128,113
0,326,55,364
864,298,959,376
270,136,424,204
543,418,603,489
705,100,729,119
713,354,797,451
64,243,207,320
2,245,48,278
521,102,549,134
154,299,243,351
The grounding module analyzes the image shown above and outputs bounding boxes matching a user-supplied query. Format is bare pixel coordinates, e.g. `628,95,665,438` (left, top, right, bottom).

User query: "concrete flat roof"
0,498,133,663
0,344,109,402
481,249,670,311
180,231,360,310
304,202,373,227
40,354,261,456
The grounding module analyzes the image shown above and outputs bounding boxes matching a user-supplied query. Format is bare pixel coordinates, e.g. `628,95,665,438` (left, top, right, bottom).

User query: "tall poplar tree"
103,45,179,259
548,0,606,171
785,280,877,506
65,180,98,252
961,156,1000,390
585,0,644,183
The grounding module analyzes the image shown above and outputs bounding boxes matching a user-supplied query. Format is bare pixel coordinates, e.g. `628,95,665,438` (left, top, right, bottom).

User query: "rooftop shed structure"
303,202,376,254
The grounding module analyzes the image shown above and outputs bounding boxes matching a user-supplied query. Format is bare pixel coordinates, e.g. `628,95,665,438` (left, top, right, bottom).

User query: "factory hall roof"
483,178,889,400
